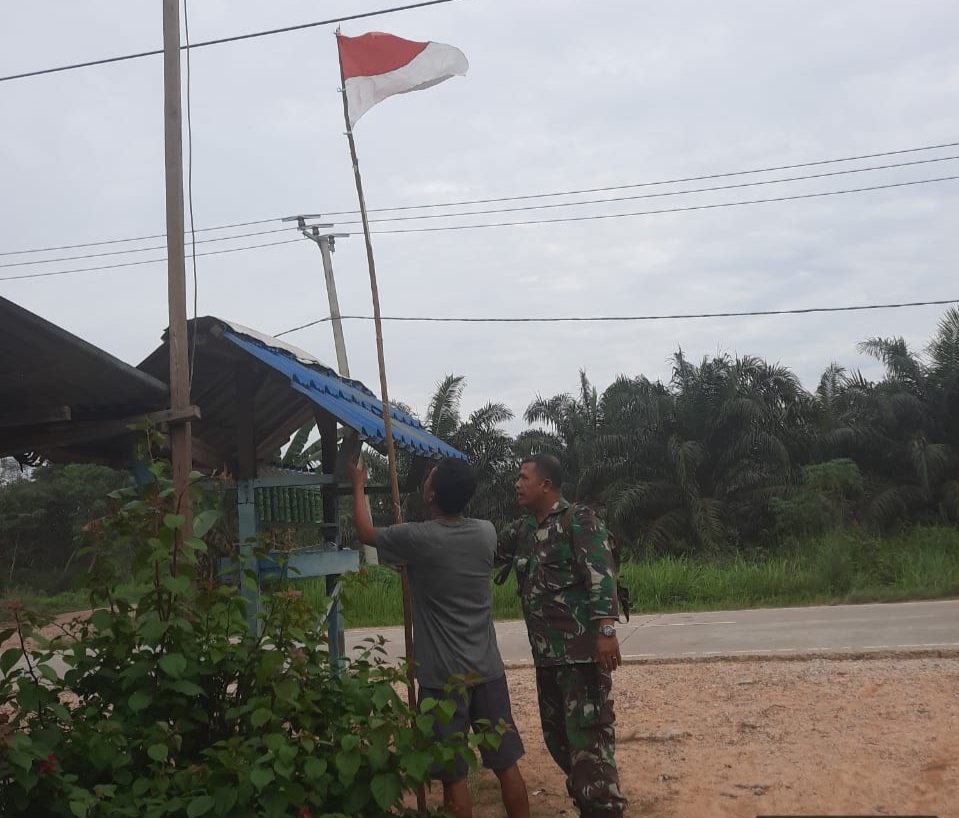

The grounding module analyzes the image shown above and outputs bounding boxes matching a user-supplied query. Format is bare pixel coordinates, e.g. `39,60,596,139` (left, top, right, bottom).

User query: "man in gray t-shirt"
374,516,504,689
349,457,530,818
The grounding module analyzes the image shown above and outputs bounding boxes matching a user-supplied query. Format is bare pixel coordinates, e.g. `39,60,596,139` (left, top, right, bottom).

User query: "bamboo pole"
336,35,426,815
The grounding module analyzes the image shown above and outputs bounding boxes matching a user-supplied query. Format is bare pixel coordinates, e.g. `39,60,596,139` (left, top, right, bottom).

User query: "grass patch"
0,587,91,623
301,526,959,629
292,566,525,629
6,528,958,627
615,527,959,615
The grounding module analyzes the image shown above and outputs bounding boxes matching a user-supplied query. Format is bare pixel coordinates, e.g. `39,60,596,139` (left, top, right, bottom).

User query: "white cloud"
1,0,957,431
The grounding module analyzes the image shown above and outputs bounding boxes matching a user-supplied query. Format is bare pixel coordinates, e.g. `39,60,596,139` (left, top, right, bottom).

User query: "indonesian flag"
336,32,469,128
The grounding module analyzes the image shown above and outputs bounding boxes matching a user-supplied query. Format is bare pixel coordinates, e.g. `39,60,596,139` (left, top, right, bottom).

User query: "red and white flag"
336,31,468,127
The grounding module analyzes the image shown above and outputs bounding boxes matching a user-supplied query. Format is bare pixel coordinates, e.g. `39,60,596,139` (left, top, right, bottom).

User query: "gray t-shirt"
375,518,505,689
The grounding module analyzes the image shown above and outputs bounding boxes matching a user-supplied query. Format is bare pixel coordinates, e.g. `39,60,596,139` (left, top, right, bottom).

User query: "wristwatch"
599,624,616,638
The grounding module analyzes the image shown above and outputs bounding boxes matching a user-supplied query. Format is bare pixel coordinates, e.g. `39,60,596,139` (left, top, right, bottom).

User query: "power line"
2,139,957,258
274,298,959,337
7,153,958,270
0,0,461,83
0,237,302,282
371,175,959,234
327,140,959,215
0,218,284,257
1,174,955,282
344,154,959,226
0,227,297,269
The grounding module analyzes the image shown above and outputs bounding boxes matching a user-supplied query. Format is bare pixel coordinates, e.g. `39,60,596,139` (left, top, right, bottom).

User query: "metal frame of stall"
135,319,465,659
130,423,361,658
0,301,463,663
229,400,362,658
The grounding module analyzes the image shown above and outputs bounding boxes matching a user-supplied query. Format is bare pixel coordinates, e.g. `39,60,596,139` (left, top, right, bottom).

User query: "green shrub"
0,459,493,817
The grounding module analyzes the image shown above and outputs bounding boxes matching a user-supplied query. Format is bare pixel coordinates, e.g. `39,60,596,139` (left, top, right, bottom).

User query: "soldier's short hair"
432,457,478,514
523,453,563,490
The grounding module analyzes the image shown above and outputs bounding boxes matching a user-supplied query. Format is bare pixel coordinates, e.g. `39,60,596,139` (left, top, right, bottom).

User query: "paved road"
346,598,959,665
6,599,956,680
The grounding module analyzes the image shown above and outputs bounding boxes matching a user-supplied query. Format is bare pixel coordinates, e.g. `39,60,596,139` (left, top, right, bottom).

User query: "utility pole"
162,0,193,535
283,215,350,377
285,216,378,567
314,230,351,378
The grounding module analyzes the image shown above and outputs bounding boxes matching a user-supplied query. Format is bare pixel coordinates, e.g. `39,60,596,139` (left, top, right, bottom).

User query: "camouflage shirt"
497,498,619,666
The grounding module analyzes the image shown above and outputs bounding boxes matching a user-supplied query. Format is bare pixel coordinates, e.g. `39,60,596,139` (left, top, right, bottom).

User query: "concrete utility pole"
285,216,378,566
284,215,351,377
162,0,193,535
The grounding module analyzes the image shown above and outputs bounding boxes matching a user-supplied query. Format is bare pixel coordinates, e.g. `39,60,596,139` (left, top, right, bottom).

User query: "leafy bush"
769,458,866,543
0,459,493,817
0,463,133,594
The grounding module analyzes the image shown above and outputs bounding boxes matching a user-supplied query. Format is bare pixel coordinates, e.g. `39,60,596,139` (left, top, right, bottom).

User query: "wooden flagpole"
336,35,426,815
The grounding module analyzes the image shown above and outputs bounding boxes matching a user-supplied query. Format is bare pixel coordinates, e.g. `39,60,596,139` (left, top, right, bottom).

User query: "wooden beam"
314,407,347,656
149,405,201,425
235,363,257,481
335,431,363,482
332,484,395,496
315,409,338,526
0,406,71,429
188,345,248,364
403,455,431,494
0,405,200,457
164,433,224,472
38,447,120,467
0,419,137,456
316,410,338,474
255,399,313,461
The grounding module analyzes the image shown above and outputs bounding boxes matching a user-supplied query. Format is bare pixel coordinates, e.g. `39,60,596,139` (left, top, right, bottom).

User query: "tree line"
3,307,958,593
400,308,959,556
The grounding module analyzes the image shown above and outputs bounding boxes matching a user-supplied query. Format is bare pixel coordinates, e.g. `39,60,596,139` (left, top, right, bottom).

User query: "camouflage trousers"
535,664,628,818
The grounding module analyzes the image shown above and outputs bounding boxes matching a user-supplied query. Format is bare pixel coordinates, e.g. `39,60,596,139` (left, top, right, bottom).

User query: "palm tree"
518,370,605,502
821,312,959,527
276,425,324,470
425,374,467,442
421,375,518,527
799,310,959,530
603,352,808,555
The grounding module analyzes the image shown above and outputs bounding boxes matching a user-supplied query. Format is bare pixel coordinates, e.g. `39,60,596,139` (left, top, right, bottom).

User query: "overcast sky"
2,0,958,431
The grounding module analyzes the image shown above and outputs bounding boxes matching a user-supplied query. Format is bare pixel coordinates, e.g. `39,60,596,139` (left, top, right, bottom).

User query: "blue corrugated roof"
221,329,466,461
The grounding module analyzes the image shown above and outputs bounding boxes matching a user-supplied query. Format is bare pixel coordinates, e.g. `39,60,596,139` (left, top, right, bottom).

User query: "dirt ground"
448,656,959,818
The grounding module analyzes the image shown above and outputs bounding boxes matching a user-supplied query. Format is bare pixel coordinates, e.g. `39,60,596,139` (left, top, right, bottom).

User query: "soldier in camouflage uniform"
497,454,628,818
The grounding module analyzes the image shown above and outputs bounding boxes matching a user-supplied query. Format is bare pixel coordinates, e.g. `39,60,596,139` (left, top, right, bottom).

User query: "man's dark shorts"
418,673,525,783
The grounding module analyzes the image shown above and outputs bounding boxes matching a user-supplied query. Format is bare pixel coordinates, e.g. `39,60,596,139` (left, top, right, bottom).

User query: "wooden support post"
236,363,259,633
316,409,346,660
162,0,193,538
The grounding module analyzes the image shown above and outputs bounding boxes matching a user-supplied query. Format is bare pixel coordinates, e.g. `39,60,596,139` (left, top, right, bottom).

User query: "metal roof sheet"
220,328,466,461
0,296,169,418
0,296,170,461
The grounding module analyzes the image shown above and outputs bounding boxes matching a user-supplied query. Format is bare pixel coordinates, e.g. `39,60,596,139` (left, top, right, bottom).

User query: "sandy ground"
449,657,959,818
5,616,957,817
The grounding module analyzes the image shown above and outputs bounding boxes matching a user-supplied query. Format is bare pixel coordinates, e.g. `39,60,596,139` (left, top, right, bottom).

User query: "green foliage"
624,528,959,608
320,528,959,628
0,460,493,817
297,566,523,630
0,463,132,594
7,309,959,597
769,458,865,540
803,458,863,496
273,425,324,471
522,310,959,554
